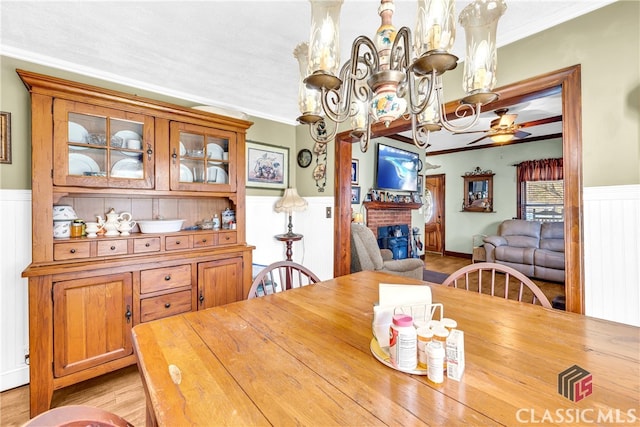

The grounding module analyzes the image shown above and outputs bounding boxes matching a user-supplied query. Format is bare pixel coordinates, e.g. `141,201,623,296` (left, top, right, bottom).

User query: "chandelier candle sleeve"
414,0,456,55
459,0,506,103
294,43,322,119
307,0,343,76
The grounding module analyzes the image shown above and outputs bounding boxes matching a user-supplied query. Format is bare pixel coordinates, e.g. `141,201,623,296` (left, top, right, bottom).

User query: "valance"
516,158,563,181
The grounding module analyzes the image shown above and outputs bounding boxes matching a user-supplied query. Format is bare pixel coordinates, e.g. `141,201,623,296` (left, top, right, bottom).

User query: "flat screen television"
375,142,419,192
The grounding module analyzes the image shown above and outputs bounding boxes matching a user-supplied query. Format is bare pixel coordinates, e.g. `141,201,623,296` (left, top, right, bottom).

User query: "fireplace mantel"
363,201,422,210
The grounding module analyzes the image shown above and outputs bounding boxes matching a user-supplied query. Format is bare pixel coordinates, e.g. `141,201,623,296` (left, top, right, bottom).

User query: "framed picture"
417,174,424,194
351,159,359,185
246,141,288,189
0,112,11,164
351,186,361,204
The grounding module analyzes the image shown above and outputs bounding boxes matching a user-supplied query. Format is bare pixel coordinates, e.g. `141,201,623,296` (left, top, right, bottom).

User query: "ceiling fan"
456,108,561,146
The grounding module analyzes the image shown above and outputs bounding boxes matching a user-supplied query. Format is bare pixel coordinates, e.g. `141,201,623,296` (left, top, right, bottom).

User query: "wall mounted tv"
375,142,419,192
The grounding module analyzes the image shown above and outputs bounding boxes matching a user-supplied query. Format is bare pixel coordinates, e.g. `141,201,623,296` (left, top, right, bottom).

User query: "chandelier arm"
406,70,437,116
308,119,338,145
432,83,482,133
390,26,412,72
411,113,431,150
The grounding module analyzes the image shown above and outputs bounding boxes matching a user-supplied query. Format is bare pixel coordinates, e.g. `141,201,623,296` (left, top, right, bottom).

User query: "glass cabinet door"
53,100,154,189
170,122,236,192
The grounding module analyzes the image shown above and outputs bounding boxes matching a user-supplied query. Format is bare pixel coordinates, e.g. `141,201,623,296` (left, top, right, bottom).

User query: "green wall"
2,1,638,193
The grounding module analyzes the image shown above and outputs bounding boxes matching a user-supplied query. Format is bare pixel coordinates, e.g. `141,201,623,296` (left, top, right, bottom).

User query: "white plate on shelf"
114,130,142,146
111,158,143,178
207,143,224,164
179,141,186,156
180,164,193,182
68,122,89,143
69,153,100,175
207,166,228,184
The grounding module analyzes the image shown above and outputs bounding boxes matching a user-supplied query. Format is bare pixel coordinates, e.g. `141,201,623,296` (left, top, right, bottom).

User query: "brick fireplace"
363,201,419,239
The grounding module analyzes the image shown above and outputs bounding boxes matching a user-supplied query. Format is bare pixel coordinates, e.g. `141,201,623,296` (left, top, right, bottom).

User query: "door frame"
424,174,445,255
333,65,584,314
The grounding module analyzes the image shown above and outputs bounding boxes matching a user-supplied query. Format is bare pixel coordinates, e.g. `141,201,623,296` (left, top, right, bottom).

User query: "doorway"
334,65,584,314
423,174,445,255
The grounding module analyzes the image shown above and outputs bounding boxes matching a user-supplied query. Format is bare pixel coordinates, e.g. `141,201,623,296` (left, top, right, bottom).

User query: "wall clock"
297,148,312,168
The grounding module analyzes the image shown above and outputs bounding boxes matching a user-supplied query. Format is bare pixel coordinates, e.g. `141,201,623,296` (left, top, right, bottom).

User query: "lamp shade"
274,188,308,214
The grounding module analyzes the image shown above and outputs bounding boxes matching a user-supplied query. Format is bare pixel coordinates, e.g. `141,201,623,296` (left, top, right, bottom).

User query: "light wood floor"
0,254,564,426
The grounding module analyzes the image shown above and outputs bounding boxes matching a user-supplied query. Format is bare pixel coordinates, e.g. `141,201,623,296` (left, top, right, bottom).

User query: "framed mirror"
462,172,494,212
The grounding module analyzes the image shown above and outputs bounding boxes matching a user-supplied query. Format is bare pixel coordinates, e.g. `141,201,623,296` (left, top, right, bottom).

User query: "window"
521,180,564,222
516,158,563,222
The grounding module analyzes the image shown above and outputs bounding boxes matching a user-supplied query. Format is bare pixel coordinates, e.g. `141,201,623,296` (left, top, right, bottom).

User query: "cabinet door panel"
198,258,243,309
170,122,236,192
53,99,155,189
53,273,133,377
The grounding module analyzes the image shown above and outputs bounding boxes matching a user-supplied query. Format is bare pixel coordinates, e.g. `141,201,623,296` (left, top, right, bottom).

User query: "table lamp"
274,188,308,236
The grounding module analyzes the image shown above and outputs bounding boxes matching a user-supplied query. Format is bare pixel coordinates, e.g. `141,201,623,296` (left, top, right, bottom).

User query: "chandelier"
295,0,506,152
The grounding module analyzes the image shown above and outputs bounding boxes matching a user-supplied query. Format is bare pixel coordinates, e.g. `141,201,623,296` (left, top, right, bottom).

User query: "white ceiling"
1,1,615,126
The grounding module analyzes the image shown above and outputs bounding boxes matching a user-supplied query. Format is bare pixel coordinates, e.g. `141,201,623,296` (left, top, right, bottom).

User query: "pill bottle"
432,326,450,371
426,341,445,385
441,317,457,331
416,326,433,369
212,214,220,230
389,314,417,370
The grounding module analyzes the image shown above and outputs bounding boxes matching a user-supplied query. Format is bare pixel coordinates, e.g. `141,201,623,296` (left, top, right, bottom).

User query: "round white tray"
369,337,427,375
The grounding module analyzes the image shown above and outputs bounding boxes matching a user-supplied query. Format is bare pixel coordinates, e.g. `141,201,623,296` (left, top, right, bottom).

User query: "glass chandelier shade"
307,0,343,76
301,0,506,153
294,42,323,125
414,0,456,55
459,0,506,105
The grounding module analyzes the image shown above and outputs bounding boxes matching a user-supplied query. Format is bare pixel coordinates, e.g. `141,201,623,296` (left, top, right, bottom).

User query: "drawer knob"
164,303,171,308
70,249,76,254
164,275,171,281
145,242,151,247
110,245,116,250
201,239,207,243
176,240,181,245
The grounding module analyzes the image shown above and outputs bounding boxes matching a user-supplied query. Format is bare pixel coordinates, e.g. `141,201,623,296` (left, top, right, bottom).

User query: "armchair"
350,223,424,279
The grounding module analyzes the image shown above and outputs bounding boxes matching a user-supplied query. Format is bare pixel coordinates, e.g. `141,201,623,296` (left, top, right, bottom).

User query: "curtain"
516,158,563,182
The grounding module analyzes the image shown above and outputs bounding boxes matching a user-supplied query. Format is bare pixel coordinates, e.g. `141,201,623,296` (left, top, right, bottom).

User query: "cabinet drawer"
140,264,192,294
194,233,216,248
54,242,91,261
165,235,193,250
97,240,129,256
218,231,237,245
140,290,192,322
134,237,161,254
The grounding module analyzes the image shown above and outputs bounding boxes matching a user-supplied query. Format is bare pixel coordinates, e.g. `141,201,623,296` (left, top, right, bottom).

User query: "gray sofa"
483,219,565,283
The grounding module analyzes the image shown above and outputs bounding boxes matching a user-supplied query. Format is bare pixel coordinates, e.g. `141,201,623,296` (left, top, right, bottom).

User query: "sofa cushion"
495,246,536,265
499,220,541,248
483,235,507,247
534,249,565,270
540,222,565,252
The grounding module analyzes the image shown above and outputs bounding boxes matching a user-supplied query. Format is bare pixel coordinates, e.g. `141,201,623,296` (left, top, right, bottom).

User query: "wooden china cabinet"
19,70,255,417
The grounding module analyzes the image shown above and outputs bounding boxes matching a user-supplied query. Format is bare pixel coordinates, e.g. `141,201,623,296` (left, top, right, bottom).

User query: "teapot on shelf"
97,208,133,236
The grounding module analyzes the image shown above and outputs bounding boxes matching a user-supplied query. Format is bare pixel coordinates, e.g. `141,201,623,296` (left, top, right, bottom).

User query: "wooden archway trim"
333,65,584,314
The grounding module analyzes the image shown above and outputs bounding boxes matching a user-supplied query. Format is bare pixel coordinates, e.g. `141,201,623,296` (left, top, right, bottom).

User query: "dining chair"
23,405,133,426
441,262,552,308
248,261,320,299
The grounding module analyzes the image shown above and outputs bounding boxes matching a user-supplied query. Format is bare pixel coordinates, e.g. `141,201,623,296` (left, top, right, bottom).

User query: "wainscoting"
246,196,334,280
0,190,31,391
584,184,639,326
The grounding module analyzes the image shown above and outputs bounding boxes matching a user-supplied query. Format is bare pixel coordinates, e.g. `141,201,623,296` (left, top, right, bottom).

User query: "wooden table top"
132,271,640,426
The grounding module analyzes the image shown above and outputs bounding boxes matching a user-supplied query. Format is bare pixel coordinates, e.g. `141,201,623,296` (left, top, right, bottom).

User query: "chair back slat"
248,261,321,299
441,262,552,308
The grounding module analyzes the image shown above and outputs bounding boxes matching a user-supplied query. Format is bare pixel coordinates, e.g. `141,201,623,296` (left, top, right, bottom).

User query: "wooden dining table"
131,271,639,426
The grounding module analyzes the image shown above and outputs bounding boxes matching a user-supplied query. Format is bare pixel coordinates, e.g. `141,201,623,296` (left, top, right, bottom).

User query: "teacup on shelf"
85,222,104,238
